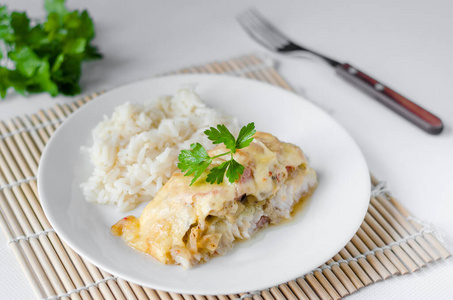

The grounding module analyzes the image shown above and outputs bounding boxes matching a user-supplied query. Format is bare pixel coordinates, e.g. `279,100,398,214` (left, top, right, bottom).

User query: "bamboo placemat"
0,54,450,300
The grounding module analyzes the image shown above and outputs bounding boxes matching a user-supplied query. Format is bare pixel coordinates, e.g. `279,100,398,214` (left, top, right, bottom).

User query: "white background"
0,0,452,299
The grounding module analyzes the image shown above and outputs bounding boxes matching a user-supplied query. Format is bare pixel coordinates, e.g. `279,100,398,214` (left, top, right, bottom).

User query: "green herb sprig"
178,122,256,186
0,0,102,98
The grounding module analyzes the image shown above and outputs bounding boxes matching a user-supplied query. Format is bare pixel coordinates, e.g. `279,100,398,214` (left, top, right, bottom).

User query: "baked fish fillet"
111,132,317,268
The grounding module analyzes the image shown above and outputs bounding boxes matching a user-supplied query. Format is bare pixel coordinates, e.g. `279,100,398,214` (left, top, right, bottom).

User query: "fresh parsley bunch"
178,122,256,186
0,0,102,98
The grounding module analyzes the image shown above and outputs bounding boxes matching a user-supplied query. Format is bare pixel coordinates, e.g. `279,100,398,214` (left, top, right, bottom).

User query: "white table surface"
1,0,452,299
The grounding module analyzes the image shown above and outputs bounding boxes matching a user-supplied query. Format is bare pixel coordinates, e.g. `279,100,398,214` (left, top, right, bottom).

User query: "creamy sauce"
280,186,317,226
291,188,316,216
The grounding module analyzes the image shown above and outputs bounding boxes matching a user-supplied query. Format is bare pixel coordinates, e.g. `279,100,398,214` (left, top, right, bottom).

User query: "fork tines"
237,8,292,51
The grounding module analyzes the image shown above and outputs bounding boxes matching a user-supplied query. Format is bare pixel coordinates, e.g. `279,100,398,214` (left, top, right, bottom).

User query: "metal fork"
237,8,443,135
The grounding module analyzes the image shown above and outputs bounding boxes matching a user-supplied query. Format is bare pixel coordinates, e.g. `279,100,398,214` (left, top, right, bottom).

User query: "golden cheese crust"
111,132,317,267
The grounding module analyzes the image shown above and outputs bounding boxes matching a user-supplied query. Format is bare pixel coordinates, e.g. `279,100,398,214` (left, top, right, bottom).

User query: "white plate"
38,74,370,295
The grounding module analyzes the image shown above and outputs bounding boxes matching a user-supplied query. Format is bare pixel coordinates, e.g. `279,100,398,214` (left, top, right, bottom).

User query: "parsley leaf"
204,124,236,151
0,1,101,99
235,122,256,149
45,0,68,17
178,123,255,186
177,143,212,186
225,159,244,183
206,161,230,184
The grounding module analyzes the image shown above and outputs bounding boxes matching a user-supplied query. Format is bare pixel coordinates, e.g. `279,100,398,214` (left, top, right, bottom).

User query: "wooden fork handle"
336,63,443,134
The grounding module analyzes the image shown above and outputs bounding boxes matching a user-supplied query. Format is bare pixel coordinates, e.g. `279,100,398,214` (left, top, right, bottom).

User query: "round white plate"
38,74,370,295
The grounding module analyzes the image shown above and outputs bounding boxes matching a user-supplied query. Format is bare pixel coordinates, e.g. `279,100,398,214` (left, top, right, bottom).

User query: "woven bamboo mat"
0,53,450,300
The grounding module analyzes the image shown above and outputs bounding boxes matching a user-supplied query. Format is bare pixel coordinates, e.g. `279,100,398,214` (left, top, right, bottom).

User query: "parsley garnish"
0,0,102,99
178,122,256,186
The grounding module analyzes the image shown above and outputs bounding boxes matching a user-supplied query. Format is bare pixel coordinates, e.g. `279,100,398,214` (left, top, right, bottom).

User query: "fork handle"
335,63,443,134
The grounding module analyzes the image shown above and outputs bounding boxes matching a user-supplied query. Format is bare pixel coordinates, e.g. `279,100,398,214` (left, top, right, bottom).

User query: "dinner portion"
111,130,317,268
34,72,375,294
81,88,317,268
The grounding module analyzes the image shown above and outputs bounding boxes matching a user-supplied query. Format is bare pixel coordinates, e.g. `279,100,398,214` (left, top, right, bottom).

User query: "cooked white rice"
81,89,239,211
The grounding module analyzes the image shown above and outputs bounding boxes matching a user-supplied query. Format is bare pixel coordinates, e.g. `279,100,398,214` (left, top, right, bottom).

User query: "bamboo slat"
0,54,449,300
332,254,363,290
349,235,391,280
375,195,440,261
324,259,356,295
354,227,399,276
286,281,309,300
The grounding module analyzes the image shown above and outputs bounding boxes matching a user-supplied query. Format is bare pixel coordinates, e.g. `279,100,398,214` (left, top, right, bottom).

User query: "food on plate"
111,130,317,268
80,89,238,211
178,122,257,186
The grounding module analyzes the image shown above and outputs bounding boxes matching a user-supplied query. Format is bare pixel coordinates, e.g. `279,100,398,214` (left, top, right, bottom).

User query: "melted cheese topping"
111,132,317,267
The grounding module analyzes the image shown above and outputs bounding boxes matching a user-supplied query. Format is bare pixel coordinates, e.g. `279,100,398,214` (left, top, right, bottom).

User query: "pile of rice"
81,89,238,211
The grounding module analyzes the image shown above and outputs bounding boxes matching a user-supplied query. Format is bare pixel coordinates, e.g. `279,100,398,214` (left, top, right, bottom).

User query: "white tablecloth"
0,0,452,299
